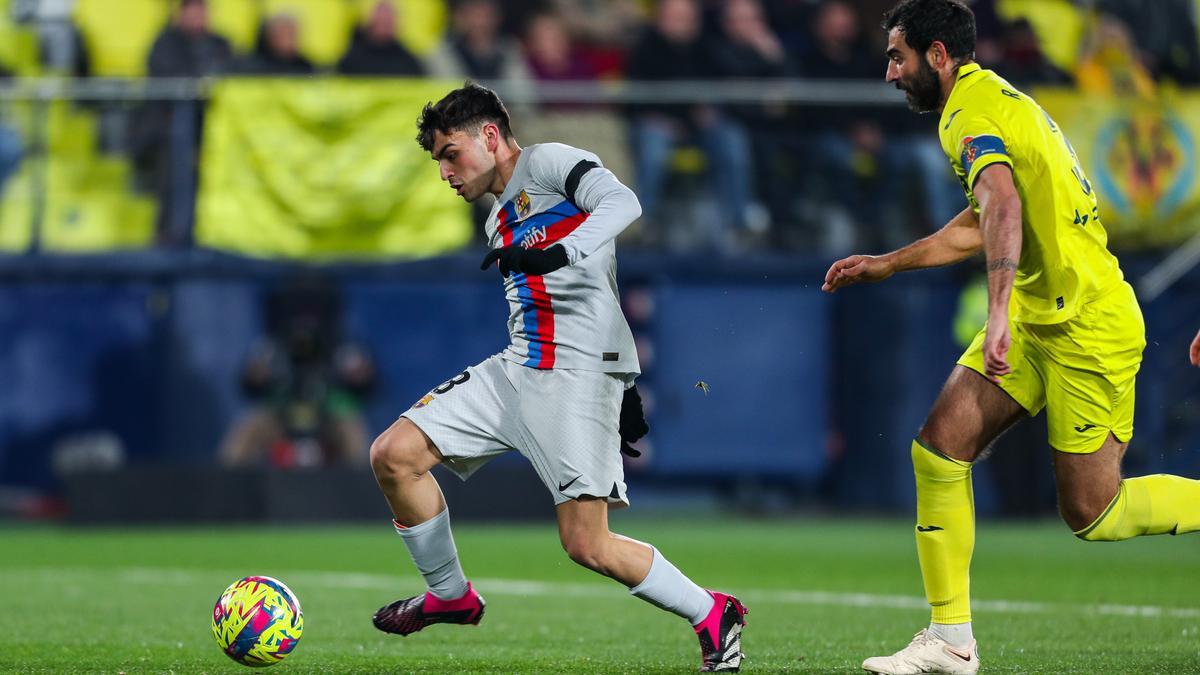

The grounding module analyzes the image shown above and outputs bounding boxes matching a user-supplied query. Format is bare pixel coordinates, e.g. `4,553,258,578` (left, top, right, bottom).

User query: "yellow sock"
1075,474,1200,541
912,439,974,624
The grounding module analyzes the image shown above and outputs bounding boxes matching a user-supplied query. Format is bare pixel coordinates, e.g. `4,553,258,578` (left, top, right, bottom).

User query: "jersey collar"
955,62,982,81
940,62,984,128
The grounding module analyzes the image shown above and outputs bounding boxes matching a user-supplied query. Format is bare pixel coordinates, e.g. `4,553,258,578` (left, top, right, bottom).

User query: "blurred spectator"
800,0,877,80
626,0,754,249
551,0,644,77
135,0,232,246
1096,0,1200,85
522,12,596,83
711,0,790,244
796,0,891,250
552,0,643,48
147,0,233,78
1076,16,1157,99
712,0,791,81
0,69,21,196
425,0,531,81
799,0,960,251
0,122,19,196
220,275,375,469
338,1,425,76
987,19,1071,88
765,0,818,60
234,13,315,75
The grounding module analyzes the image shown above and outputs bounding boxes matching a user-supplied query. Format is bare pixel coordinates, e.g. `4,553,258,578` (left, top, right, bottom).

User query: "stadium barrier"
62,464,550,524
1,252,1196,518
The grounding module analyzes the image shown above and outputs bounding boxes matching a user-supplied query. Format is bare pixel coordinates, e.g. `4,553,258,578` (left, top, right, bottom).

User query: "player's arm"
821,207,981,292
553,162,641,264
1190,328,1200,367
972,163,1023,378
481,149,640,275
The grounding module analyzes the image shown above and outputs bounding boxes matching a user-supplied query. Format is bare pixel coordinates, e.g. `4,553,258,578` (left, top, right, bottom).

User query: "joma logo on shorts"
1074,423,1097,433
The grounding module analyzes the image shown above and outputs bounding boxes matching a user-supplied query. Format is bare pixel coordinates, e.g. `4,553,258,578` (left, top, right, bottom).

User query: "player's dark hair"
882,0,975,61
416,82,513,152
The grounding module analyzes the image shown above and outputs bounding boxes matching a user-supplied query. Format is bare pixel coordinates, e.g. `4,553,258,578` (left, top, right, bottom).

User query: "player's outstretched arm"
973,163,1023,379
1190,328,1200,367
821,207,982,293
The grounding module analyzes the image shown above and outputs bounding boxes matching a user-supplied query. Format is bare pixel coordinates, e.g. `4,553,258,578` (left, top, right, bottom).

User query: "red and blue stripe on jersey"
495,198,588,369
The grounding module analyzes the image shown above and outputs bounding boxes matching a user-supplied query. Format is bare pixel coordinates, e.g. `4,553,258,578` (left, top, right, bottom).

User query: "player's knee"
561,534,606,572
369,421,433,481
915,425,953,461
1058,490,1116,534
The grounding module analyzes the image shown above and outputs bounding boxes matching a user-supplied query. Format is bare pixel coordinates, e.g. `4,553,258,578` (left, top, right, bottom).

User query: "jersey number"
1042,110,1093,196
432,371,471,395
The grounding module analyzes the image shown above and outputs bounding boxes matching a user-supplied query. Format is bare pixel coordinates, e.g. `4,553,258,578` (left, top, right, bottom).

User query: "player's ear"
482,123,499,153
927,40,949,71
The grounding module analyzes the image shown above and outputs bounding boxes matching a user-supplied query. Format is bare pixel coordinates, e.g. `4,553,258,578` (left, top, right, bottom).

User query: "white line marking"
10,567,1200,620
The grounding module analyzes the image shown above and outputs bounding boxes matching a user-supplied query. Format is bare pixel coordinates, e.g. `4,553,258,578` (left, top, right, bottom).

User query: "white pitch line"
18,566,1198,621
7,562,1190,619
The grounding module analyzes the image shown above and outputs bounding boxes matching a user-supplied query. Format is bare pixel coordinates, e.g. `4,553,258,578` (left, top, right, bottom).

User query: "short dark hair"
416,82,513,152
882,0,975,61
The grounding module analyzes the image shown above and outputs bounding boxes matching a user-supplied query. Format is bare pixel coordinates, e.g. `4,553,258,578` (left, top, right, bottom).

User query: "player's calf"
370,418,447,526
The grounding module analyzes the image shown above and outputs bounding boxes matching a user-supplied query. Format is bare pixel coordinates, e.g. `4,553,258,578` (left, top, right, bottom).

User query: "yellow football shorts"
958,280,1145,454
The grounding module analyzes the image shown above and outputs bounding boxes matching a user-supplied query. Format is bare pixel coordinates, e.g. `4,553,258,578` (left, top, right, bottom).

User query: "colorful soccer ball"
212,576,304,667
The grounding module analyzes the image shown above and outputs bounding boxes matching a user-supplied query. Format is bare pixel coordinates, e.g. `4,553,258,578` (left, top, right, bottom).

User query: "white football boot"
861,629,979,674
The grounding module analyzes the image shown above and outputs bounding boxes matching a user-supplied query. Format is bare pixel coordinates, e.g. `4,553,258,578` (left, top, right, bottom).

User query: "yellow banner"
1037,89,1200,247
196,78,471,260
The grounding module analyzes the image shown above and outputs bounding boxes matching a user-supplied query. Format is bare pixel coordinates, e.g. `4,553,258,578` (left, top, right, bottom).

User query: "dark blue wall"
0,252,1197,512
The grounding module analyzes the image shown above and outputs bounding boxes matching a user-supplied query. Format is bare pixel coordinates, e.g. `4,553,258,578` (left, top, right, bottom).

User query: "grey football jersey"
485,143,641,375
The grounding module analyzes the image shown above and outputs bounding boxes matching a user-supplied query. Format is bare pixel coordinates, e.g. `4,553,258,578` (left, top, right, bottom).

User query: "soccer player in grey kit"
368,83,748,672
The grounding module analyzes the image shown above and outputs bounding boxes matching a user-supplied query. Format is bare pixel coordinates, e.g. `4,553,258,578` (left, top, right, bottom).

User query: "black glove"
618,385,650,458
480,244,569,276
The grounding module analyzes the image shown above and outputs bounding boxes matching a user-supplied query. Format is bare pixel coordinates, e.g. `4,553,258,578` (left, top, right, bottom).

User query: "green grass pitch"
1,516,1197,673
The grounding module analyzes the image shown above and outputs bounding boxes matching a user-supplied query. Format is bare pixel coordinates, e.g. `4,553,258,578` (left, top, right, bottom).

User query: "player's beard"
900,58,943,113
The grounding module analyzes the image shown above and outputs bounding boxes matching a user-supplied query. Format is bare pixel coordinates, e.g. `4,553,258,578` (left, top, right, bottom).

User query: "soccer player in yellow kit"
823,1,1200,672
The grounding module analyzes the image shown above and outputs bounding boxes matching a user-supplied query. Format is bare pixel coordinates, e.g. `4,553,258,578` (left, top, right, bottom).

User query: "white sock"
929,621,974,648
629,546,715,625
394,508,468,600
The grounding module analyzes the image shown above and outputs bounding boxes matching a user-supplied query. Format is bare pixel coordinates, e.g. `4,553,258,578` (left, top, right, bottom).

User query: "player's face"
885,27,942,113
431,127,496,203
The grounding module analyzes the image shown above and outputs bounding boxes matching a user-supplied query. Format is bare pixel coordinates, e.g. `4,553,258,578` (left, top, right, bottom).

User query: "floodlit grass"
1,517,1197,673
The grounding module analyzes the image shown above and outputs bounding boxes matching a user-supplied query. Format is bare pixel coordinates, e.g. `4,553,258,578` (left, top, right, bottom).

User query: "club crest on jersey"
516,190,531,218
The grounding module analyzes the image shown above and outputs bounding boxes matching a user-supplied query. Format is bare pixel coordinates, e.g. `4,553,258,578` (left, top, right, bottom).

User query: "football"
212,576,304,667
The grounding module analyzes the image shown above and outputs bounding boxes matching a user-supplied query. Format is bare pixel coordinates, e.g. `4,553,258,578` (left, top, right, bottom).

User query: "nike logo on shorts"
558,475,582,492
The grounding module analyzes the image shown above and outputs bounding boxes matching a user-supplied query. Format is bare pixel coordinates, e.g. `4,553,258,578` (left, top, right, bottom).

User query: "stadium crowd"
1,0,1199,253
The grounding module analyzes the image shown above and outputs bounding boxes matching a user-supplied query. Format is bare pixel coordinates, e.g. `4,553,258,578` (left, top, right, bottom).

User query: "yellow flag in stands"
196,78,471,260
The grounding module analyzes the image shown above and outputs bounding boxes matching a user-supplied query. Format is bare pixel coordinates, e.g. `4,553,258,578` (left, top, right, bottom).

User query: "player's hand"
1190,328,1200,367
480,244,569,276
983,315,1012,380
821,254,894,293
618,385,649,458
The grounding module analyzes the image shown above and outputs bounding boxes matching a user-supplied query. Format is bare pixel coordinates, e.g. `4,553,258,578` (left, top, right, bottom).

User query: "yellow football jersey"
938,63,1124,324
